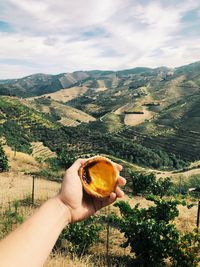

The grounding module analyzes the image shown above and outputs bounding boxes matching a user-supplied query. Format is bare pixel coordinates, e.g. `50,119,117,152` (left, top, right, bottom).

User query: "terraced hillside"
1,61,200,169
118,90,200,162
0,96,187,170
0,96,58,153
24,97,95,126
118,127,200,162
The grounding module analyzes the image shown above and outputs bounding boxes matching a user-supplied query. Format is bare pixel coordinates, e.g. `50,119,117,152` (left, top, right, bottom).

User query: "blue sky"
0,0,200,79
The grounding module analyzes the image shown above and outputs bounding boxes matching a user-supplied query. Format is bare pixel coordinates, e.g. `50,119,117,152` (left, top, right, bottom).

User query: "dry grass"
156,168,200,181
4,145,40,172
96,80,107,91
124,108,153,126
175,204,197,232
0,172,60,206
32,86,88,103
45,253,97,267
0,145,199,266
190,160,200,168
31,142,56,161
59,117,79,127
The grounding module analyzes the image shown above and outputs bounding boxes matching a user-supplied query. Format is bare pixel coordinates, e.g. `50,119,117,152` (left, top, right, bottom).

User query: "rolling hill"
0,61,200,168
23,97,95,126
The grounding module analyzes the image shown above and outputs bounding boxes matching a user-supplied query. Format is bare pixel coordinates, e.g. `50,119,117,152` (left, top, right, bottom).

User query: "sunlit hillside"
0,61,200,266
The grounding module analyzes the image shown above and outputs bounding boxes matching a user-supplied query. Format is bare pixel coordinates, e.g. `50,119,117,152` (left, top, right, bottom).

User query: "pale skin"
0,158,126,267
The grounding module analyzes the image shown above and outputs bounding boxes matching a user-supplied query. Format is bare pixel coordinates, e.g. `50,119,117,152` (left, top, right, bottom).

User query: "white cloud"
0,0,200,78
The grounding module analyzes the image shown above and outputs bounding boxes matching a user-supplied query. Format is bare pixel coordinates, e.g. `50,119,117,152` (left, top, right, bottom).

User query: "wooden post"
32,175,35,205
197,200,200,231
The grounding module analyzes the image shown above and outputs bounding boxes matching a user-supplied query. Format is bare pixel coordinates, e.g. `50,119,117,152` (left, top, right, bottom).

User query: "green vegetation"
1,61,200,170
46,149,76,172
0,73,63,97
1,120,32,154
0,96,189,171
130,171,173,197
1,61,200,266
114,198,199,266
99,113,123,132
0,142,8,172
103,171,200,266
0,96,57,153
54,216,101,255
119,126,199,162
0,201,24,239
174,174,200,196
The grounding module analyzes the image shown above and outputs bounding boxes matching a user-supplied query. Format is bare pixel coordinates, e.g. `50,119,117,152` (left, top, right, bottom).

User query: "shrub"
0,201,24,238
130,171,173,197
173,175,200,197
172,230,200,267
113,198,200,267
0,143,8,172
57,149,76,169
54,216,102,256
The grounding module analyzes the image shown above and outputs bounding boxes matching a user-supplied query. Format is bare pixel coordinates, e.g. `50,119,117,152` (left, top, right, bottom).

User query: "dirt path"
156,167,200,180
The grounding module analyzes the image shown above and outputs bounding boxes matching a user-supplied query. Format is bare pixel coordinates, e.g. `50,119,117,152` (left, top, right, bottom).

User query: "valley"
0,61,200,266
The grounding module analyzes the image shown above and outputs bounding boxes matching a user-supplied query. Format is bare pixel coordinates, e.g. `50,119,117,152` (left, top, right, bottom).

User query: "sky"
0,0,200,79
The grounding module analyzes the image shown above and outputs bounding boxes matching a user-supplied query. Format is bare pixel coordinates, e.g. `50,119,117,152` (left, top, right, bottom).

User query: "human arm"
0,158,126,267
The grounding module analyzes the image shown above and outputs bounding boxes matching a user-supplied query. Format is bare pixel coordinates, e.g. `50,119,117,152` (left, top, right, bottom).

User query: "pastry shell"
78,156,119,198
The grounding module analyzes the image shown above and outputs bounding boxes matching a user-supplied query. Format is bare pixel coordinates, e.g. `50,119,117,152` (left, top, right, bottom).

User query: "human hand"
57,158,126,224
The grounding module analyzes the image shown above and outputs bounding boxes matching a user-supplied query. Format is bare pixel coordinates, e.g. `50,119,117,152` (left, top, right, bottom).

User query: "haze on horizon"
0,0,200,79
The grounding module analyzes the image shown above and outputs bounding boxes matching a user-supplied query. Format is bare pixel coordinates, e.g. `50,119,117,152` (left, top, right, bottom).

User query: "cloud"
0,0,200,78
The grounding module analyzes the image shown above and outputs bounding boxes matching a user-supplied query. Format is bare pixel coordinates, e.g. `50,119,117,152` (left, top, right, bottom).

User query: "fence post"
197,200,200,231
32,175,35,205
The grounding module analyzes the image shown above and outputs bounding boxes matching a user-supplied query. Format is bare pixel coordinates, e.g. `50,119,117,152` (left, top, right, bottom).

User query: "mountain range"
0,61,200,170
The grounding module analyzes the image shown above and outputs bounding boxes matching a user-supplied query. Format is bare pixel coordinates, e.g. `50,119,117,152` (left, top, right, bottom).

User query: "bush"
172,230,200,267
54,216,102,256
113,198,200,267
130,171,173,197
0,143,8,172
56,149,76,169
0,201,24,238
46,149,76,172
173,175,200,197
130,171,156,195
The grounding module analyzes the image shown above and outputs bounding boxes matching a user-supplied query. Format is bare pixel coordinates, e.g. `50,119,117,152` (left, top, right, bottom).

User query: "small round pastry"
78,156,119,198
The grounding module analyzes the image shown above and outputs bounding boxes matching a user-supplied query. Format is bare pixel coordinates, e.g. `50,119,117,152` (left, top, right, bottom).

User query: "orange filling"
83,160,116,196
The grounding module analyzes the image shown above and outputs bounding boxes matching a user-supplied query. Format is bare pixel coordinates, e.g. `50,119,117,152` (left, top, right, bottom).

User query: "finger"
71,158,87,169
115,163,123,171
117,176,126,186
115,186,125,198
101,192,117,208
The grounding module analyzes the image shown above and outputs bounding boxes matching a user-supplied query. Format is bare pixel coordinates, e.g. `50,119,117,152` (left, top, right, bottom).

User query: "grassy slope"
0,145,197,267
24,97,96,126
1,61,200,165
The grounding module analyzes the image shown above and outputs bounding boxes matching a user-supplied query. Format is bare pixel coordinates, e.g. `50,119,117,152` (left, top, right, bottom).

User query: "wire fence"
0,172,199,232
0,173,60,208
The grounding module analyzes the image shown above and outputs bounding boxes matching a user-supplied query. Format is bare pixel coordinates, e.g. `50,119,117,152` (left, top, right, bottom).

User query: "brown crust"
78,155,119,198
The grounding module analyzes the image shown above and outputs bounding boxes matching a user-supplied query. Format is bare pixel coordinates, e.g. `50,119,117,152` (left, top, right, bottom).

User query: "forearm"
0,196,70,267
